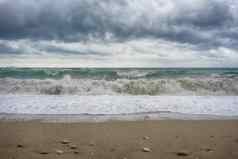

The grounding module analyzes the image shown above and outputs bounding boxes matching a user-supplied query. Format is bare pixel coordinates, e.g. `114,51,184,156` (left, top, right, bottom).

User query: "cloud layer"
0,0,238,67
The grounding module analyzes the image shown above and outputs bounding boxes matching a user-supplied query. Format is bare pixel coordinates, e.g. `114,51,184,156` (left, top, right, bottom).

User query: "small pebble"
39,151,49,155
69,144,77,149
89,142,96,146
74,151,79,154
61,139,70,144
201,148,214,152
176,150,190,156
56,149,64,155
142,147,152,152
143,136,150,140
17,144,24,148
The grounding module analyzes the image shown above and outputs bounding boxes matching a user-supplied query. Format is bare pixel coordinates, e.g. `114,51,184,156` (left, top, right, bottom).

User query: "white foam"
0,95,238,116
1,77,238,95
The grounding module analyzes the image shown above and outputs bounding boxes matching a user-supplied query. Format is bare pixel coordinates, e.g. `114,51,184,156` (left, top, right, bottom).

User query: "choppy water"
0,67,238,95
1,67,238,119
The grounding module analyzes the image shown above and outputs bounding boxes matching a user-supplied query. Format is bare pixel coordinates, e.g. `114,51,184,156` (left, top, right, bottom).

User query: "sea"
0,67,238,121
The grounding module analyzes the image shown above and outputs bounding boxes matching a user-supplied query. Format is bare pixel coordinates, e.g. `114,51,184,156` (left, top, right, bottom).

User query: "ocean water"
0,67,238,119
0,67,238,95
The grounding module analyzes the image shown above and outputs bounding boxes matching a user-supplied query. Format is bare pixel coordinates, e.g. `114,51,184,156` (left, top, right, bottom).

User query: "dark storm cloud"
174,1,233,28
0,0,237,48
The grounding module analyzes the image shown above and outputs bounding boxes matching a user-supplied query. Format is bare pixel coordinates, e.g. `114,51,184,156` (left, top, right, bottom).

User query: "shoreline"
1,112,238,123
0,120,238,159
1,95,238,117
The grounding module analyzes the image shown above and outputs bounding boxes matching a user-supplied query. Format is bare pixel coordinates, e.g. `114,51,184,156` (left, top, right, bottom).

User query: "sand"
0,120,238,159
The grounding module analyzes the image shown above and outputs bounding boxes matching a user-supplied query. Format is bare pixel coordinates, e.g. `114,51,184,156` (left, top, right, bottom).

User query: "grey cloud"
173,1,233,28
0,0,237,50
36,44,108,56
0,40,109,56
0,43,22,54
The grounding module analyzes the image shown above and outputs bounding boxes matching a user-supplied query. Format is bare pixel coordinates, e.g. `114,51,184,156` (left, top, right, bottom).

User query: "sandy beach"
1,0,238,158
0,120,238,159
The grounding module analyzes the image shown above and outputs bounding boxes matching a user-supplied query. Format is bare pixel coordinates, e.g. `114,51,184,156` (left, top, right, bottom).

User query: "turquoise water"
0,67,238,79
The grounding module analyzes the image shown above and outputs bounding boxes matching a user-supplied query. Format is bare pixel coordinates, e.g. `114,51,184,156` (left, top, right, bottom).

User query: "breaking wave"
1,75,238,95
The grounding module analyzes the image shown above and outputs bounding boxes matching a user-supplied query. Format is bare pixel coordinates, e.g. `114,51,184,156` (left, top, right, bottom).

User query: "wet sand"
0,120,238,159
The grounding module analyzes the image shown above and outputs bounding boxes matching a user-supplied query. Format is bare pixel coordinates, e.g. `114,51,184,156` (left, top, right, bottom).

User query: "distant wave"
1,75,238,95
1,67,238,79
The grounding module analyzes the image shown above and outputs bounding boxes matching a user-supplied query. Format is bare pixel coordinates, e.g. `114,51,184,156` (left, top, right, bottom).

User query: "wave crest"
0,75,238,95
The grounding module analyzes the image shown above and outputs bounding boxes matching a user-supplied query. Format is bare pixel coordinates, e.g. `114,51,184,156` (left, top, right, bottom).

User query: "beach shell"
142,147,152,152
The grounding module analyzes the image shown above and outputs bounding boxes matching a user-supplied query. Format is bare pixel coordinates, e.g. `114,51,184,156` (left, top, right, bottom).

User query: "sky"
0,0,238,67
